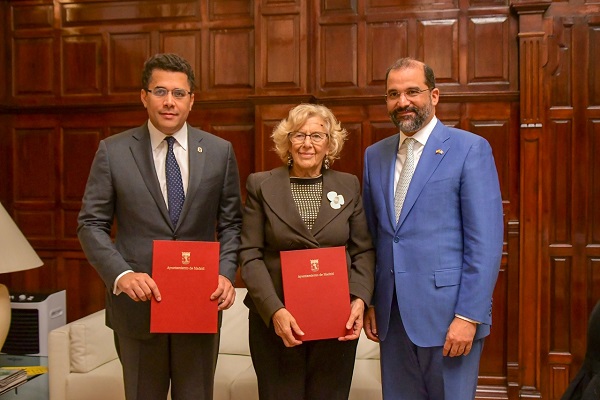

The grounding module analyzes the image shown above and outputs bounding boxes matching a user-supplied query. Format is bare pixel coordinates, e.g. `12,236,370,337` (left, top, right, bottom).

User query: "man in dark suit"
362,57,504,399
77,53,242,400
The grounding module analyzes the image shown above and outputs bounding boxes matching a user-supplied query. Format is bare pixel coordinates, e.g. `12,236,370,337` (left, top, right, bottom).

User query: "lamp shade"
0,203,43,273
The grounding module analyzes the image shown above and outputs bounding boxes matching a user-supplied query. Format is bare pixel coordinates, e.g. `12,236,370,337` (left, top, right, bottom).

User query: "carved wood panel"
13,37,54,97
259,14,304,92
367,22,408,86
418,19,458,85
468,16,510,85
315,2,516,97
0,0,552,398
542,6,600,400
62,35,104,96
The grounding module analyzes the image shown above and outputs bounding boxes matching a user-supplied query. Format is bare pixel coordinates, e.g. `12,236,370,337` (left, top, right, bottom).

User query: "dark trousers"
248,311,358,400
116,331,219,400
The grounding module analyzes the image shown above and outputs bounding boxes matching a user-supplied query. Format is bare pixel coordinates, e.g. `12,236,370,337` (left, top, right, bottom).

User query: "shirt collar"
148,120,188,151
399,115,438,150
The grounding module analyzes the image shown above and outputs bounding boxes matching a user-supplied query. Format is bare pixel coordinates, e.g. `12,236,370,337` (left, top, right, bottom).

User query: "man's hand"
443,317,477,357
210,275,236,310
364,306,379,342
117,272,161,302
339,298,365,341
272,308,304,347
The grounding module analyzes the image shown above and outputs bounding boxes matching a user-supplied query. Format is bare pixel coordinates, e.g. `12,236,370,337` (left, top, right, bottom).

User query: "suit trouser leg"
380,299,483,400
248,311,357,400
441,338,483,400
305,334,358,400
117,331,219,400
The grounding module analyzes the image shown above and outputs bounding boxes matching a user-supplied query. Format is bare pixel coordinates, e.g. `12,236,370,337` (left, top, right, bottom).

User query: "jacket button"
394,237,400,243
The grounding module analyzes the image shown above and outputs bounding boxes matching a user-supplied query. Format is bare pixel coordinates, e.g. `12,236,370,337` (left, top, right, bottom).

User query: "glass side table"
0,354,48,400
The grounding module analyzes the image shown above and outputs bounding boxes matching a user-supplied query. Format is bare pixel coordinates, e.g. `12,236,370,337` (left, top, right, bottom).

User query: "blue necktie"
165,136,185,226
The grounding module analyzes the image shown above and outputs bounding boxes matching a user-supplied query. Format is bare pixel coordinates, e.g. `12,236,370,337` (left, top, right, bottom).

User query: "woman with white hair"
239,103,375,400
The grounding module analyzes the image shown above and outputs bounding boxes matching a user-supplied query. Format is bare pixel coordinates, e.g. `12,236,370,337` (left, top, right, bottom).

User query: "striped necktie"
394,137,416,223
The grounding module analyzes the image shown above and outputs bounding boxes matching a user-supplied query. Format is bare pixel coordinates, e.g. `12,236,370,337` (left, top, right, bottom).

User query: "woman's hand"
272,308,304,347
339,298,365,341
210,275,236,310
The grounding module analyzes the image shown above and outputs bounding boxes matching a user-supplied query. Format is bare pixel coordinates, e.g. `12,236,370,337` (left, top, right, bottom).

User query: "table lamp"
0,202,43,350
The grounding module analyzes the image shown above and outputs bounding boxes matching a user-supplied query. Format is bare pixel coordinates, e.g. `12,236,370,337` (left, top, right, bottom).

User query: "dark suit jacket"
239,166,375,326
77,122,242,339
561,300,600,400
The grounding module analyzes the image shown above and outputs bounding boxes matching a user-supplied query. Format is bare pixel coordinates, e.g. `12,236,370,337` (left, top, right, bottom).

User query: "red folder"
280,246,351,341
151,240,219,333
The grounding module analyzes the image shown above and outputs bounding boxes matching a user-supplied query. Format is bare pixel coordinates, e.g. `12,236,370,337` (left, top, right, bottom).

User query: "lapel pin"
435,149,444,155
197,147,203,153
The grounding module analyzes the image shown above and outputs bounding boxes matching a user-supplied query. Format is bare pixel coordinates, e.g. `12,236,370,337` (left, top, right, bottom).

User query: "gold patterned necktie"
394,137,416,223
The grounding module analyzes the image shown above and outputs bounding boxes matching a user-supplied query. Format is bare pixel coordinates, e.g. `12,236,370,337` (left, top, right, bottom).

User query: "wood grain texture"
1,1,598,399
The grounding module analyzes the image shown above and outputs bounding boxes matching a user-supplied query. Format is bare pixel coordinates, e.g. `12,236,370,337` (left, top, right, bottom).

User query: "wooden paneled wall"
537,3,600,399
0,0,597,398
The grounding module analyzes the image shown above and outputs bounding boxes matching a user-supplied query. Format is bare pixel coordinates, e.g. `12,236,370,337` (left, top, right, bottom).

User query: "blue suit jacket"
362,120,503,347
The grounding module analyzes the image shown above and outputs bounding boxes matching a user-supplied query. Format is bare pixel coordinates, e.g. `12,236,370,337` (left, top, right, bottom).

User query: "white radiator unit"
2,290,66,356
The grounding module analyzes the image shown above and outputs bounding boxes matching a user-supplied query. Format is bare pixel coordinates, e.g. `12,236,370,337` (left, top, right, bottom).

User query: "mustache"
392,106,417,115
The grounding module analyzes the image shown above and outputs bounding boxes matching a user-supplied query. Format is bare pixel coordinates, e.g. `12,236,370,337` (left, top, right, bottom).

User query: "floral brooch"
327,191,345,209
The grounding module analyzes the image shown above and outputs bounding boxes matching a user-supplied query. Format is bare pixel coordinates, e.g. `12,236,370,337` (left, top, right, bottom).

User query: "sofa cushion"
219,288,250,356
69,310,118,373
214,354,254,400
229,365,259,400
356,330,380,359
349,359,382,400
50,287,380,400
66,359,125,400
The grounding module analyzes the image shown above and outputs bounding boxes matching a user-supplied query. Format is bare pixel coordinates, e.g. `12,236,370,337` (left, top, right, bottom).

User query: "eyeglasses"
385,88,431,101
145,87,192,99
288,131,329,144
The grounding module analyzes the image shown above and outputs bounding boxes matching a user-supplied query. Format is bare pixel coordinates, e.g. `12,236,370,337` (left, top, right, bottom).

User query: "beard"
389,101,433,133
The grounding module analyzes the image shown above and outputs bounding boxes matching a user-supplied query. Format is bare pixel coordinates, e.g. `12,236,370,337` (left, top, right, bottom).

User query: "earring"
324,158,330,170
287,153,293,167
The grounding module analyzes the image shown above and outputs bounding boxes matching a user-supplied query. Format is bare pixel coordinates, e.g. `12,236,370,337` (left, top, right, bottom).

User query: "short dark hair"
385,57,436,90
141,53,196,92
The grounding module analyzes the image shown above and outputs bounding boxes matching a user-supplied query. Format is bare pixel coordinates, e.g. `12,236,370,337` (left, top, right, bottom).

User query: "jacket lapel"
261,167,318,245
396,121,450,229
129,124,172,228
379,134,401,228
311,170,355,237
178,126,205,228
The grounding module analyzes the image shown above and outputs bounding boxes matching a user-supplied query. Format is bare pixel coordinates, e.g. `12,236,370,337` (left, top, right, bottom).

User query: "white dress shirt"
393,116,437,194
148,120,190,202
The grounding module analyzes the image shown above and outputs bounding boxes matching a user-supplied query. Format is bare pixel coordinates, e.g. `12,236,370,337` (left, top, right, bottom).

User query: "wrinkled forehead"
294,115,328,133
386,67,426,89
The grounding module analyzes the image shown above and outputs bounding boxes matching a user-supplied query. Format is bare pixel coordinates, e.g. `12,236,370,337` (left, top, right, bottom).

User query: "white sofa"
48,288,382,400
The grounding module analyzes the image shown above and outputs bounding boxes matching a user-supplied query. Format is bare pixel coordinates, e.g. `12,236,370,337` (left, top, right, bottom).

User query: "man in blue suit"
362,57,503,399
